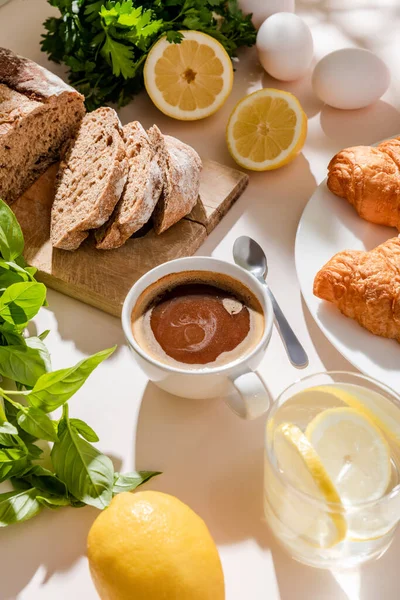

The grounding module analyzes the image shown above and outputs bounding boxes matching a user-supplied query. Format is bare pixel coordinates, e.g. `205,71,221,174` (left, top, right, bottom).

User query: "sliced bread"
95,121,163,250
50,107,128,251
0,47,85,204
147,125,202,234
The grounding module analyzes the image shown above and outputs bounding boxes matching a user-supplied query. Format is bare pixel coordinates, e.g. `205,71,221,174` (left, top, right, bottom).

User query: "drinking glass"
264,372,400,569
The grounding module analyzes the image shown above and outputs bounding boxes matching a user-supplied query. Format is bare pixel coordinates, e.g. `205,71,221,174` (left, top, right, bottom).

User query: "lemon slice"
226,88,307,171
311,385,400,448
306,407,391,505
271,422,346,548
144,31,233,121
306,397,400,541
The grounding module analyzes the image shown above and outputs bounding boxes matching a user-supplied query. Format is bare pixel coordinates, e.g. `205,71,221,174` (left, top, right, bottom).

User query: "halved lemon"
226,88,307,171
271,422,346,548
144,31,234,120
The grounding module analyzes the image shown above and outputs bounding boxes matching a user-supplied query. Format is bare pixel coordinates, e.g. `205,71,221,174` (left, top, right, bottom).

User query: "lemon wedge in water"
306,407,391,505
272,422,346,548
306,406,397,541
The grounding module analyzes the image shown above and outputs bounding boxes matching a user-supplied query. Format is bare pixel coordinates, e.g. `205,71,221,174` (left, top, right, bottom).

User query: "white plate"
295,175,400,392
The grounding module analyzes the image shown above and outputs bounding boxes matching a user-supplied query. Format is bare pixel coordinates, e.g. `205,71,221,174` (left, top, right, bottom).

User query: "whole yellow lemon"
87,491,225,600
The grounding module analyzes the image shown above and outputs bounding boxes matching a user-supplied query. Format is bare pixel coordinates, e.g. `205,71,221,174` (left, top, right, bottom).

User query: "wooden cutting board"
12,160,248,317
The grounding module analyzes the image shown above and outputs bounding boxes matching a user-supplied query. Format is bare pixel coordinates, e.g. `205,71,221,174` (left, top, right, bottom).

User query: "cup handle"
225,370,271,420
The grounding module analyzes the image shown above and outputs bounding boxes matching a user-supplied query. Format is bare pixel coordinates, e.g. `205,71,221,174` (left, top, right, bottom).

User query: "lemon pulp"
144,31,233,120
226,88,307,171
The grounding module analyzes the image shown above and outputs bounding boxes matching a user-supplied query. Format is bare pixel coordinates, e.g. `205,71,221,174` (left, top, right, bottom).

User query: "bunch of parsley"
41,0,256,110
0,199,159,526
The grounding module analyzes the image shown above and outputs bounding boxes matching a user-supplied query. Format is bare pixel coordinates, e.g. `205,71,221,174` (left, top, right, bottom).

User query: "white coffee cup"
121,256,274,419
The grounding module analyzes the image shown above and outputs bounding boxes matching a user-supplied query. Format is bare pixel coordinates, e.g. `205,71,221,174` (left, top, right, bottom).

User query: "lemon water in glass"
264,372,400,569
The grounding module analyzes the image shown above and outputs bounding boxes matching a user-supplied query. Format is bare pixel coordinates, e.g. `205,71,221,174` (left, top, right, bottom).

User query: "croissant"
327,137,400,229
313,237,400,342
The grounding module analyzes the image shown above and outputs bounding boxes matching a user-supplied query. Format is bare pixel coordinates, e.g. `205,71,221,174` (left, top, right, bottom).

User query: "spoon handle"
264,284,309,369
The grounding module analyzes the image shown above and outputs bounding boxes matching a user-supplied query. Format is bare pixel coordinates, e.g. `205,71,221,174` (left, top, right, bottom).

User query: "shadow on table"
320,101,400,148
0,504,97,600
269,509,400,600
120,46,265,169
1,450,122,599
134,381,271,547
199,152,317,258
262,62,323,119
359,531,400,600
45,289,125,357
269,538,348,600
134,382,353,600
301,298,356,372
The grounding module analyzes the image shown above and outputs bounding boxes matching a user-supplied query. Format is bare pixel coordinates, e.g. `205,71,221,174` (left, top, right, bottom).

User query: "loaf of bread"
148,125,202,234
0,47,85,204
95,121,163,250
50,107,128,251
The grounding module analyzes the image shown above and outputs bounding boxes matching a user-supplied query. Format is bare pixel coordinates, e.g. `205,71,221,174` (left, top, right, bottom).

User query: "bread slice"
147,125,202,234
95,122,163,250
50,107,128,251
0,47,85,204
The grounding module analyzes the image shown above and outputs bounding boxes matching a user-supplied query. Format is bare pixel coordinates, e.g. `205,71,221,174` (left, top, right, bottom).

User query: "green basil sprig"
0,199,160,526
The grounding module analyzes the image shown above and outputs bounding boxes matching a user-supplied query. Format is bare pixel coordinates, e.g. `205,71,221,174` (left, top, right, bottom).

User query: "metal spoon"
233,236,309,369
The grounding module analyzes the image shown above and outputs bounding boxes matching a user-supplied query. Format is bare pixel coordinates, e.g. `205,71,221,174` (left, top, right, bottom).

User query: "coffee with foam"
131,271,264,370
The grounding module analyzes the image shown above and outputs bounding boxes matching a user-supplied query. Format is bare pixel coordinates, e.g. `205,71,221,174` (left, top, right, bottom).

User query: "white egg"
256,13,314,81
238,0,295,29
312,48,390,110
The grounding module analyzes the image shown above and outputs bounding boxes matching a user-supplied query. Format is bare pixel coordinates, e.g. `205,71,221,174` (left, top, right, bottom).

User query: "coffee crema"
131,271,264,370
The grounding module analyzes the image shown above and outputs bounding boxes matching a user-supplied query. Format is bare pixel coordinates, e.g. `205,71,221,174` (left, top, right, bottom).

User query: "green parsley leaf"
41,0,256,109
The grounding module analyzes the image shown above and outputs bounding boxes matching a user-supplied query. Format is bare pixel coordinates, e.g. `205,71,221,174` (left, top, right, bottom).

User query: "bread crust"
314,236,400,341
0,47,85,204
50,107,128,251
95,122,163,250
0,47,83,101
149,126,202,234
327,137,400,229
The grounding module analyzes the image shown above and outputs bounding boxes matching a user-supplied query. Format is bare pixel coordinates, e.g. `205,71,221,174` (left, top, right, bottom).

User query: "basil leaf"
17,407,58,442
112,471,161,494
20,465,67,497
0,343,50,387
70,497,86,508
25,336,52,373
0,421,18,435
0,432,17,445
28,346,116,412
0,269,28,288
25,266,37,280
37,493,70,510
38,330,50,341
0,458,30,484
0,447,27,462
10,476,32,491
0,282,46,328
0,199,24,262
0,488,42,526
0,400,6,421
0,259,30,277
0,324,25,346
70,418,99,442
26,443,43,459
4,403,37,445
51,406,113,509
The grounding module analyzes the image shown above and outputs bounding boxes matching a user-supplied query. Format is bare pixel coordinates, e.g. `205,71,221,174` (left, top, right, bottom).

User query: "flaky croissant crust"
314,237,400,342
327,137,400,229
